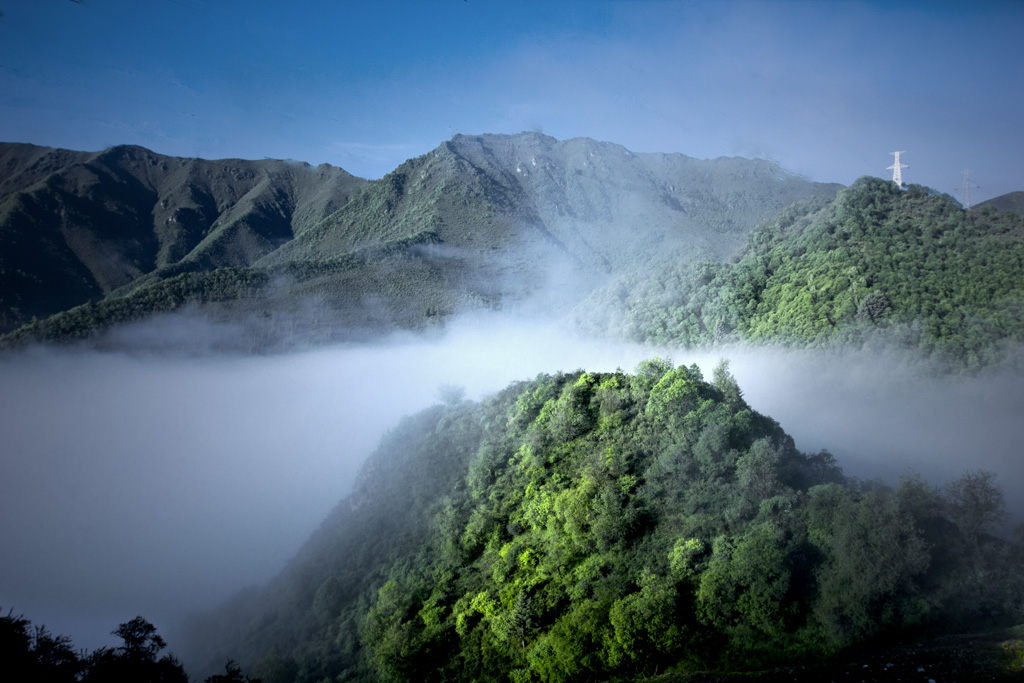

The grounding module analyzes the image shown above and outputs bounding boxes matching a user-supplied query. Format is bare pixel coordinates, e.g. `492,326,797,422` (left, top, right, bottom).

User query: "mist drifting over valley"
3,308,1023,657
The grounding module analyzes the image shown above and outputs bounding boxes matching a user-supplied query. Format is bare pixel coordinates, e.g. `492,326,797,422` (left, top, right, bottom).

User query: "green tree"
362,580,422,681
696,523,798,662
606,570,683,670
712,359,744,408
805,485,930,649
945,469,1006,545
492,591,534,650
735,437,784,507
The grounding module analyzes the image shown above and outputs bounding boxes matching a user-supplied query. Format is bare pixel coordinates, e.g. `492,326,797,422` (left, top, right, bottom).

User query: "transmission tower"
959,169,979,209
887,151,908,187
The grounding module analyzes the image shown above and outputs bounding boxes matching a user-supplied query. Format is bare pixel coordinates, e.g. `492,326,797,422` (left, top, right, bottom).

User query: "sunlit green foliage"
578,177,1024,372
183,361,1024,682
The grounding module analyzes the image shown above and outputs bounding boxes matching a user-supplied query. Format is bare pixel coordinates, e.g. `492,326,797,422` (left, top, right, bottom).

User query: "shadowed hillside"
0,143,368,333
978,191,1024,215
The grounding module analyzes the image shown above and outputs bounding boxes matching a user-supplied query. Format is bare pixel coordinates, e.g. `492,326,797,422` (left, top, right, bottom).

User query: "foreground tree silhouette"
82,616,187,683
205,659,261,683
1,609,82,683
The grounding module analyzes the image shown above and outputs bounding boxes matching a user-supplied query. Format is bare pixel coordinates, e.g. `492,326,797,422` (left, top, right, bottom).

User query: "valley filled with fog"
3,311,1022,653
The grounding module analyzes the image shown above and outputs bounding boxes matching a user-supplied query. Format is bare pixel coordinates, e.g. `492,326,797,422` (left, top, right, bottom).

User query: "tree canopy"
576,177,1024,373
181,360,1024,682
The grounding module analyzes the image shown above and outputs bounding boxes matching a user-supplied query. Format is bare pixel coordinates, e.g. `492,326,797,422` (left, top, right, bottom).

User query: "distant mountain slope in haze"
0,134,840,349
0,143,368,333
265,132,840,284
977,190,1024,215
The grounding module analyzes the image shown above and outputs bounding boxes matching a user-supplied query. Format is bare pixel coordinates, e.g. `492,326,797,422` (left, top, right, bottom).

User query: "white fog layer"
2,314,1022,652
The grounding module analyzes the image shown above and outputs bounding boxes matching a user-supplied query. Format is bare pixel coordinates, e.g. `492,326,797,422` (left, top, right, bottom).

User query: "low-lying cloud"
726,348,1024,502
2,313,1022,655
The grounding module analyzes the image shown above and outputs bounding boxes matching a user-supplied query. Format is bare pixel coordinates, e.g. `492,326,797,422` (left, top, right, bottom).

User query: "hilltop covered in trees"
577,177,1024,372
181,360,1024,682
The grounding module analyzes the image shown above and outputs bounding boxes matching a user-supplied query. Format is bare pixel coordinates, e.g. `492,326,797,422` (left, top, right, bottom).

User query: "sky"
1,0,1022,203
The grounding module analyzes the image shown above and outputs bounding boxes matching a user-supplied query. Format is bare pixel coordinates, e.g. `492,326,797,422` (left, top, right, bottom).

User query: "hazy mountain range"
4,134,1022,363
0,133,841,349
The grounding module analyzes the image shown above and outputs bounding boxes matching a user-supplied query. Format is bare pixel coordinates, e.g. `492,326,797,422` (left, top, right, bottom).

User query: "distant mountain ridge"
0,133,841,348
977,190,1024,215
266,132,836,276
0,143,368,332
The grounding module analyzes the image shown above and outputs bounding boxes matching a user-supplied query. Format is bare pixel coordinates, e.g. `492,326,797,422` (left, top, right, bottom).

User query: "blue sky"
1,0,1022,202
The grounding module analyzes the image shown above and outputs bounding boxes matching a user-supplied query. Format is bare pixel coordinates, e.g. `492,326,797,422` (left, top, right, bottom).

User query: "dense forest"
576,177,1024,373
181,360,1024,682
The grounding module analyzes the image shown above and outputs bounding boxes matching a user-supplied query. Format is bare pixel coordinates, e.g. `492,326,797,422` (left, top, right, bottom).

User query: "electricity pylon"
960,169,979,209
887,151,908,187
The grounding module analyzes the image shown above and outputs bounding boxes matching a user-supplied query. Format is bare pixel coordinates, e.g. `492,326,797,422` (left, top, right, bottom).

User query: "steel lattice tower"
960,169,979,209
887,151,908,187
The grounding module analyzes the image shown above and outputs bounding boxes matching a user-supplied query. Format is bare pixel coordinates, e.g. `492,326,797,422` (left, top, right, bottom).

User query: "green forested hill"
576,177,1024,372
0,134,839,349
180,360,1023,682
0,143,368,334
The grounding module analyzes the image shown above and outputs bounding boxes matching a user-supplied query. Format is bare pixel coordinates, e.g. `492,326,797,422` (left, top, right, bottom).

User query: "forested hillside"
576,177,1024,372
180,360,1024,682
0,134,839,350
